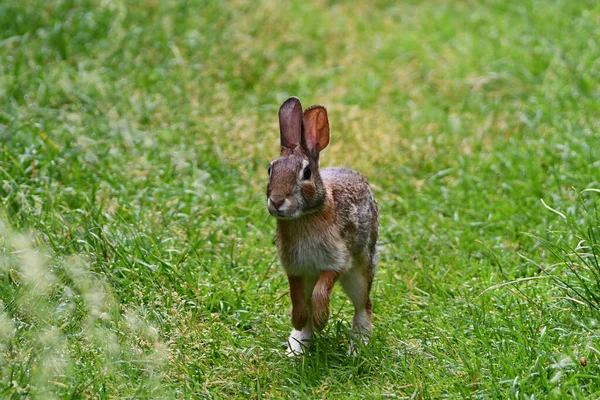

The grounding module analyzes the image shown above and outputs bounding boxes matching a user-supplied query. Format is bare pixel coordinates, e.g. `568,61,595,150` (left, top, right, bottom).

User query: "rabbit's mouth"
268,207,300,220
268,198,300,219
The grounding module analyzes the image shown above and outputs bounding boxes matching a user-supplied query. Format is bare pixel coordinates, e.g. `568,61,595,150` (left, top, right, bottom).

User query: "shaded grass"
1,0,600,397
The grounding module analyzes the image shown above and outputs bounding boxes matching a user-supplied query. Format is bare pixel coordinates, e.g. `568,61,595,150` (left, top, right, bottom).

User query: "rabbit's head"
267,97,330,219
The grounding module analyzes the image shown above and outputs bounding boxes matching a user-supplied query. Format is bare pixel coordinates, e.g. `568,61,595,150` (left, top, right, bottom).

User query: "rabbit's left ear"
279,97,303,150
302,105,330,157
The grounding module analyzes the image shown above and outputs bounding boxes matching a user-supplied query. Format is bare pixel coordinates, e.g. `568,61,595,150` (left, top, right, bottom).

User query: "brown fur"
289,276,308,330
311,270,340,331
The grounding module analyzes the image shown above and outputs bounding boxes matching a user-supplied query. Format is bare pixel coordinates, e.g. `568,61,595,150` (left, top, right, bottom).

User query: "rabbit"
266,97,379,356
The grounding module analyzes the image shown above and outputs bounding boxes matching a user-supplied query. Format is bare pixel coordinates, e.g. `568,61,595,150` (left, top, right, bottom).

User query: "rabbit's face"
269,97,329,219
267,151,325,219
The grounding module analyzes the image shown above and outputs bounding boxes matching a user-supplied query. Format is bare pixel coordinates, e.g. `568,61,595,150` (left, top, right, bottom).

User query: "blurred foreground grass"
1,0,600,397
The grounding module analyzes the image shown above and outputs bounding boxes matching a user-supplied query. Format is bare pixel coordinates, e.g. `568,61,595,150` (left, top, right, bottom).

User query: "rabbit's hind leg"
340,260,373,337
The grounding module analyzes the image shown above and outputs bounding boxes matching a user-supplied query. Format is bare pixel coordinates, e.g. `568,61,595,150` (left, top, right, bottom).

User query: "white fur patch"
298,159,310,180
268,197,293,215
277,198,291,212
287,327,313,356
284,237,348,276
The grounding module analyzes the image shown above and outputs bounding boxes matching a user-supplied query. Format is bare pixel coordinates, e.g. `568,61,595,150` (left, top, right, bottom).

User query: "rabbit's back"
321,167,379,262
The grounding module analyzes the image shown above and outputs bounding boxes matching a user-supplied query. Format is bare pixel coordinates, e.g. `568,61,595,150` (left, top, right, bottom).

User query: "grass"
1,0,600,397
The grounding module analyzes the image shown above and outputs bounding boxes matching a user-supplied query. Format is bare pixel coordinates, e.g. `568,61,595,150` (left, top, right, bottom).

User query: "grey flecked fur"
319,166,379,274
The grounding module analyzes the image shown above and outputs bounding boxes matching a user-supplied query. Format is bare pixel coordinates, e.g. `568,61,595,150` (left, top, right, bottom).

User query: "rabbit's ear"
302,105,330,157
279,97,303,149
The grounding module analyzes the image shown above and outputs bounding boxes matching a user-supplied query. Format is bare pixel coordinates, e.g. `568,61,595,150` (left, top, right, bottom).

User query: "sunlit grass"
0,219,169,397
1,0,600,397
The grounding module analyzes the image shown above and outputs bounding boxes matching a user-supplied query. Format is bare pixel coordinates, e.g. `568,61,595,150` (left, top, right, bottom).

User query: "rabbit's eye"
302,166,312,180
268,166,271,176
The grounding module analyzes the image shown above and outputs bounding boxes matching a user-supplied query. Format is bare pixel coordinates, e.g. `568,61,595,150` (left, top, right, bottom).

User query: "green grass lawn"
2,0,600,397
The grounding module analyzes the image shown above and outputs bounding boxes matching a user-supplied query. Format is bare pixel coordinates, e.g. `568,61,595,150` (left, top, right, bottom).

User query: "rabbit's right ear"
278,97,303,149
302,105,329,158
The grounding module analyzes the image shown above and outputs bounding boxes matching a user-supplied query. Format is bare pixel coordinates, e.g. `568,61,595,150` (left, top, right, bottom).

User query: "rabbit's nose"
270,196,285,209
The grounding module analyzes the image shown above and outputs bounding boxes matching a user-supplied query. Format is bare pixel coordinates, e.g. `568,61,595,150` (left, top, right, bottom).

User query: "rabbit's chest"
276,228,348,275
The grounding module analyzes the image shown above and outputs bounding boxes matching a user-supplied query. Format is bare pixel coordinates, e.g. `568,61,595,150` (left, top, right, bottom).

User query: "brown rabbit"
267,97,379,355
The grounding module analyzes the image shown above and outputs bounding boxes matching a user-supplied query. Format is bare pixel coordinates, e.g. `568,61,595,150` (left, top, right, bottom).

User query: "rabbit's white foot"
287,327,313,356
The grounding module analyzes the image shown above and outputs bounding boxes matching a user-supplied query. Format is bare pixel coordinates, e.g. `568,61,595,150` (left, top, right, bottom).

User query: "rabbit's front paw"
287,328,312,356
